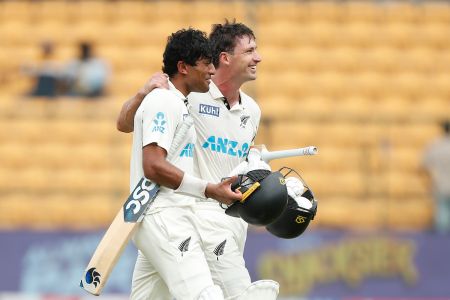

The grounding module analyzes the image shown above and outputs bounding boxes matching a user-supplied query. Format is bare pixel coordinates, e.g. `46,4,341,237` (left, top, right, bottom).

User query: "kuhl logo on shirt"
199,104,220,117
151,112,166,133
202,136,249,158
180,143,194,157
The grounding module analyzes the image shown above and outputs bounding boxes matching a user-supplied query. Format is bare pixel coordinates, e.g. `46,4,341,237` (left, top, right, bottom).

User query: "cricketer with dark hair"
128,28,242,300
117,21,287,299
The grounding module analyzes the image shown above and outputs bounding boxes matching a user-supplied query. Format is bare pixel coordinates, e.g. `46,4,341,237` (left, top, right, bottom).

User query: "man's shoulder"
142,88,179,106
240,90,261,114
188,91,213,104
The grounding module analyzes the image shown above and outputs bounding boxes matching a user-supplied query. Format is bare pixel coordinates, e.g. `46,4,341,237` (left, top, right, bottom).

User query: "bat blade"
80,178,159,295
80,208,135,295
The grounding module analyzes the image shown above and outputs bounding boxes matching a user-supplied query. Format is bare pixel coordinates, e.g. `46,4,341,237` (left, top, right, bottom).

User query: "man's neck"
212,71,242,107
170,76,189,97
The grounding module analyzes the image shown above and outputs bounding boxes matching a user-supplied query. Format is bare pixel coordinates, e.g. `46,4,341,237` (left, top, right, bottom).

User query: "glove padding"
228,148,271,177
285,177,313,209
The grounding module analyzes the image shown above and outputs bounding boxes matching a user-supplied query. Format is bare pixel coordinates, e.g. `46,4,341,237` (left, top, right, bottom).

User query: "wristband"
175,173,208,199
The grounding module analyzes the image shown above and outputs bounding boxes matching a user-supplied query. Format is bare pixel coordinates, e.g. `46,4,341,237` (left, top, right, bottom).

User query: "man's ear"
219,52,230,66
177,61,188,75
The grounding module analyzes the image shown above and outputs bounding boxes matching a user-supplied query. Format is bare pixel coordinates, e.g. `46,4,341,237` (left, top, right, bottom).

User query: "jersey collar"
209,81,243,111
168,80,187,101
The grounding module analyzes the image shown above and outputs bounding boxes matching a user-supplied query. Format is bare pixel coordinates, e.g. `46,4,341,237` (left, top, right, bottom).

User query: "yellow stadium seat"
256,71,314,100
0,194,37,229
339,22,379,48
417,24,450,48
0,21,34,46
400,47,439,73
362,46,402,73
306,170,366,197
33,0,71,22
187,1,247,26
386,170,428,198
0,167,51,194
109,69,154,97
334,96,374,120
347,71,386,98
427,72,450,99
0,1,36,22
302,22,341,48
27,21,71,46
313,145,363,172
327,46,361,73
147,1,190,22
290,46,327,72
0,143,33,169
257,21,302,48
386,146,423,172
344,1,384,23
99,1,139,22
307,1,344,23
386,122,441,148
386,72,429,100
66,20,109,45
52,168,124,194
380,22,421,48
383,2,421,24
311,71,348,98
410,97,450,122
386,198,433,231
423,2,450,24
255,2,307,23
317,197,388,230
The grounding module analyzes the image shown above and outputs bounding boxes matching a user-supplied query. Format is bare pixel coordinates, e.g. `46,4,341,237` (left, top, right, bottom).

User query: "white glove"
228,148,271,177
247,148,271,172
285,177,313,209
228,160,249,177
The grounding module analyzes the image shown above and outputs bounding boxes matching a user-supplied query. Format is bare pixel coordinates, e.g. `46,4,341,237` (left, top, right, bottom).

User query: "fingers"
224,175,238,185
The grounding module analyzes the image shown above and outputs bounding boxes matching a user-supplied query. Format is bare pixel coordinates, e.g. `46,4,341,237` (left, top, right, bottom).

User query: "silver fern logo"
178,237,191,257
240,115,250,128
213,240,227,260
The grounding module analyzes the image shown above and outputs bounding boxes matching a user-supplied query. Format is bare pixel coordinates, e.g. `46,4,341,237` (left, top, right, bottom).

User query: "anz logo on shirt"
180,143,194,158
202,136,249,158
151,112,166,133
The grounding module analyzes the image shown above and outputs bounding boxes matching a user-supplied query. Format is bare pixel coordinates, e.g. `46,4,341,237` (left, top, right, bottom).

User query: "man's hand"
138,72,169,96
247,148,271,172
205,176,242,205
117,72,169,133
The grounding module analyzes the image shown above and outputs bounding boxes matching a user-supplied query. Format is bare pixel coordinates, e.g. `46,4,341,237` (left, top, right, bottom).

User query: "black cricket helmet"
266,167,318,239
224,169,288,226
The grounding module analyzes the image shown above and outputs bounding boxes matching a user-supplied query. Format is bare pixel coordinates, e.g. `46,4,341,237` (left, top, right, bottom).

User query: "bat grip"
261,146,318,162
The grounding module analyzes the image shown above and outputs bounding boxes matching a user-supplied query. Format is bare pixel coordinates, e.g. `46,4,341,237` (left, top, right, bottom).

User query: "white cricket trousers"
131,206,216,300
194,202,252,299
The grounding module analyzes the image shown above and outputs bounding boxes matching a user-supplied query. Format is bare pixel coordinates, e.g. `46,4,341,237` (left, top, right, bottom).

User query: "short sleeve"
140,90,182,152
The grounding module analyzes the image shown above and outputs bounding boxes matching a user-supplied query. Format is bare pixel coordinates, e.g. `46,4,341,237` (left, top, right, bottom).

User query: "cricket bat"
80,116,194,295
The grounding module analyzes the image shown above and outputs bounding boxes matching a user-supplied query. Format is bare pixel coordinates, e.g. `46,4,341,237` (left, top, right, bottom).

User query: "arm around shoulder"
116,92,147,133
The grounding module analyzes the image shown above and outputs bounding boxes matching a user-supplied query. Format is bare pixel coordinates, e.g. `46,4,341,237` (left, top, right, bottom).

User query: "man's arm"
143,144,241,205
116,72,169,133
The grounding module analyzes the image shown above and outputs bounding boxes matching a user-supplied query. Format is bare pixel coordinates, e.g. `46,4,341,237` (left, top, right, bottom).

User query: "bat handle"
261,146,318,162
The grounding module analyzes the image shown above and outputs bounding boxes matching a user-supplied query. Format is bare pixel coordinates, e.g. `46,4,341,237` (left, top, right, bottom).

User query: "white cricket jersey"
130,81,196,211
188,81,261,197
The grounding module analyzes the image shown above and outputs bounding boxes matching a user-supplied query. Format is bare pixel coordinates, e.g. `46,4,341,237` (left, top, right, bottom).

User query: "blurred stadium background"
1,0,450,299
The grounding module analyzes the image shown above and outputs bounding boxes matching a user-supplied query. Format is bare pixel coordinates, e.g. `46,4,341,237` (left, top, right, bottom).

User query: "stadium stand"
0,0,448,231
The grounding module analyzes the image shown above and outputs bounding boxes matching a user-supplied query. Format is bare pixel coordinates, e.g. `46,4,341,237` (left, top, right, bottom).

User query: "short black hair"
162,28,212,77
209,19,256,68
